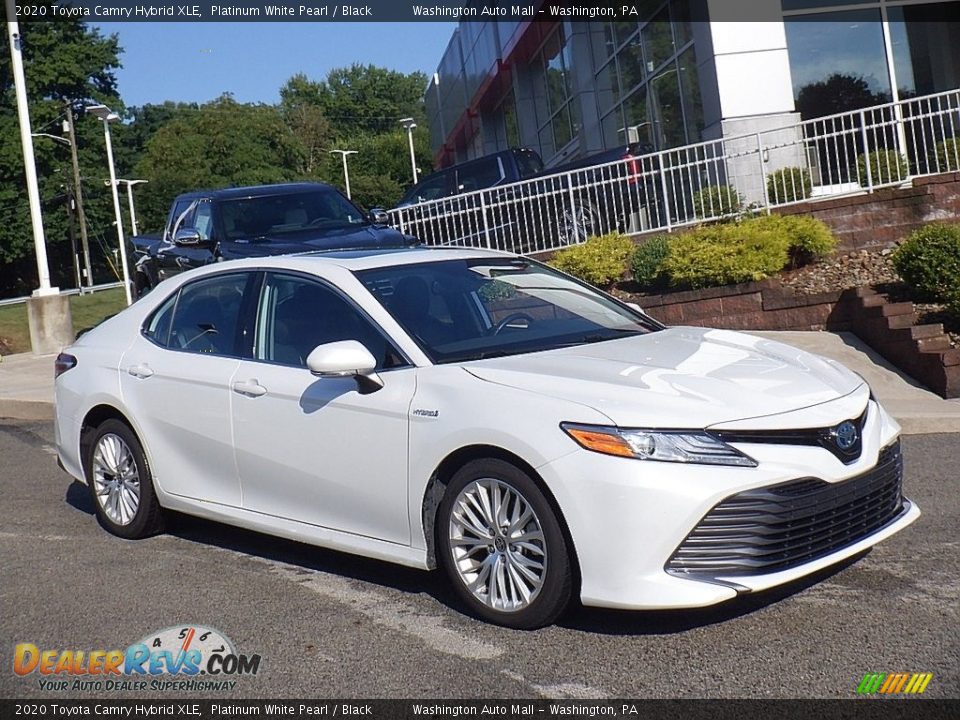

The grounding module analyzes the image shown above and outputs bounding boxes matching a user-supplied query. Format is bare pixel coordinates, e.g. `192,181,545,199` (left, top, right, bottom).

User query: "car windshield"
217,189,367,240
356,257,660,364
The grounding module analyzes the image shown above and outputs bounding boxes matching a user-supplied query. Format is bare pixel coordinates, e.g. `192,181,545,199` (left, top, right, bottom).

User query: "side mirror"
174,228,207,247
626,302,644,313
368,208,390,225
306,340,382,392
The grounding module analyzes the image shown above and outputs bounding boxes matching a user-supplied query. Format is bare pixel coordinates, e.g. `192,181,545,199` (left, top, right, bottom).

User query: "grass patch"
0,288,127,355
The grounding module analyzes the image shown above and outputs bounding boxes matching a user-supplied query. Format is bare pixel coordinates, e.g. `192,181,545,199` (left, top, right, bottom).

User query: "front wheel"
85,419,164,539
437,459,573,629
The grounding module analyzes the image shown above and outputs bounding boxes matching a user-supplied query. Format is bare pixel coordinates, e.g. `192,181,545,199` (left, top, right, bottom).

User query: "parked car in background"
131,182,414,297
391,144,659,250
55,246,918,629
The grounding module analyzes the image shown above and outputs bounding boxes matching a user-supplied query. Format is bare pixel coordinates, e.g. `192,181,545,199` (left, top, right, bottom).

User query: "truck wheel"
559,200,599,245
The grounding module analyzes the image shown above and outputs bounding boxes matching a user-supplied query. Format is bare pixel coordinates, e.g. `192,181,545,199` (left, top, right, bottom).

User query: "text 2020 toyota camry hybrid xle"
54,247,919,628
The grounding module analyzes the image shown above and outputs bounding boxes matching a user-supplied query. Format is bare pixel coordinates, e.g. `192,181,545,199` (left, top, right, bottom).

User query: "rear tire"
559,200,600,245
85,419,164,539
437,458,573,629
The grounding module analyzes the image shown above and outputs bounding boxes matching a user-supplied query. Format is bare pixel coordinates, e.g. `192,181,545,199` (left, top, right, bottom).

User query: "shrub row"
549,215,837,292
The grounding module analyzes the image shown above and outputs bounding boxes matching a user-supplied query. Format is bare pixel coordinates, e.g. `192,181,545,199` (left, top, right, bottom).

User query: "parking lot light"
88,104,132,306
400,117,418,185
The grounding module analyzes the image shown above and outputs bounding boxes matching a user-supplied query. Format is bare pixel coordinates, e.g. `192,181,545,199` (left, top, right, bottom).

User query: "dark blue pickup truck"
131,182,415,297
392,144,659,250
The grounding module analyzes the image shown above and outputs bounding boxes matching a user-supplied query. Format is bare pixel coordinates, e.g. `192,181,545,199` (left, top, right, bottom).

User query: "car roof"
175,182,337,202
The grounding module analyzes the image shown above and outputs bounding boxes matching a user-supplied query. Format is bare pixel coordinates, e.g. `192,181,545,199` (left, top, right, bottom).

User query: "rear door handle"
232,379,267,397
127,364,154,379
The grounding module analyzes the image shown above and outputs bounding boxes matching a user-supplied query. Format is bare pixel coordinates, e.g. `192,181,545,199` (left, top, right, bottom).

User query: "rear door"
119,271,254,505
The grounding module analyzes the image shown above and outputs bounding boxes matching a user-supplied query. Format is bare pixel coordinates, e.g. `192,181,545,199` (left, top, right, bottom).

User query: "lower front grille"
666,440,905,578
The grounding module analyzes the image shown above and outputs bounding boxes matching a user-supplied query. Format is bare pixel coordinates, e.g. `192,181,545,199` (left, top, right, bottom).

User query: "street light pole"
117,179,148,236
88,104,132,306
329,150,357,199
6,2,56,296
399,117,418,185
65,104,94,289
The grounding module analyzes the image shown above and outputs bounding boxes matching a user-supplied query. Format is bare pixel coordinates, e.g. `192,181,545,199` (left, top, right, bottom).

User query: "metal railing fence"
386,88,960,253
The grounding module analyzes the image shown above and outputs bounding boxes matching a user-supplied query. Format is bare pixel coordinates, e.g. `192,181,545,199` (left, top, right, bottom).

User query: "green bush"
747,214,837,267
856,149,909,186
549,232,635,289
932,138,959,172
766,167,812,204
891,223,960,302
693,184,743,219
661,224,790,290
631,236,671,289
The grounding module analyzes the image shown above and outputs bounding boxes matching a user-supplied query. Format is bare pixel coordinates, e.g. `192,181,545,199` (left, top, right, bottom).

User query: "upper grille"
712,405,868,464
666,440,905,578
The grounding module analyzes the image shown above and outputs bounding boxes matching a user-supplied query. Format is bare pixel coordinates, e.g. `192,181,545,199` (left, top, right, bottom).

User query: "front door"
231,272,414,544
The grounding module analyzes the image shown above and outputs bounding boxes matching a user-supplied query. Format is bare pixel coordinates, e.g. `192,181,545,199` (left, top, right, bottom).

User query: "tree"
0,11,123,294
278,65,434,207
796,73,891,120
134,95,302,232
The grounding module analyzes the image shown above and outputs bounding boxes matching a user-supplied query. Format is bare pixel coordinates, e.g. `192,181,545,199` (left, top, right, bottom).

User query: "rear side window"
143,273,249,356
515,150,543,178
456,158,504,192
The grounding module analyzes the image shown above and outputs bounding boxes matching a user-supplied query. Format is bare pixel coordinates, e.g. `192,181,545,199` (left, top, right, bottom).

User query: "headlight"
560,423,757,467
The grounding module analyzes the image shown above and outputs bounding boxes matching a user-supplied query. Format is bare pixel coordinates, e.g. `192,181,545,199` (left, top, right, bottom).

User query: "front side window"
357,259,660,364
254,273,404,369
145,273,248,355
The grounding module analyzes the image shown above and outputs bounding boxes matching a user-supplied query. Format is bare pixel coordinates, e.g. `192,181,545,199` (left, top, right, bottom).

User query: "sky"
95,22,458,107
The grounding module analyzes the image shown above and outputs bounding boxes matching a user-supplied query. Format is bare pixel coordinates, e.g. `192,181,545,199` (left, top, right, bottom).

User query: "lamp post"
7,4,55,297
328,150,357,199
116,179,148,235
87,104,132,306
399,117,418,185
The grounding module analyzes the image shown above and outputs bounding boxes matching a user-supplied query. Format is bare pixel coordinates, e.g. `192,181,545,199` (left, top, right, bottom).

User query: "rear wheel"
85,419,164,539
437,458,573,629
559,200,599,245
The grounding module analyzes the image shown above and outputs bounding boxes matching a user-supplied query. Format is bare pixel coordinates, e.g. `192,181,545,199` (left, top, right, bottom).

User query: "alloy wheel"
92,433,141,526
448,478,547,612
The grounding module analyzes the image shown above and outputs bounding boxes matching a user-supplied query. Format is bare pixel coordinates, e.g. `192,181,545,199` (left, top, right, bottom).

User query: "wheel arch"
79,404,138,480
420,444,581,588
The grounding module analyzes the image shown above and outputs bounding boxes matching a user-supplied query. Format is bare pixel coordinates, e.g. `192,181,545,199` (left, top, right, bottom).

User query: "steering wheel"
493,312,535,335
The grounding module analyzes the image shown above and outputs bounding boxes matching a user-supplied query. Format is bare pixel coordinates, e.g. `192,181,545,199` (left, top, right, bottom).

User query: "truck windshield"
217,189,367,240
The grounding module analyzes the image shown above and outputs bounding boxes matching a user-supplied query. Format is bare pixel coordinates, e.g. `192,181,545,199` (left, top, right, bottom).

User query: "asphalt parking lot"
1,419,957,700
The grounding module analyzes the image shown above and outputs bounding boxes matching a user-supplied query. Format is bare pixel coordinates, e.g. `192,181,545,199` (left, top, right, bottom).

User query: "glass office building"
425,0,960,169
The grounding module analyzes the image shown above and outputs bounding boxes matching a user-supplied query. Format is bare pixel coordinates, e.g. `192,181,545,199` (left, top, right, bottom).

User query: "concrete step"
862,301,915,317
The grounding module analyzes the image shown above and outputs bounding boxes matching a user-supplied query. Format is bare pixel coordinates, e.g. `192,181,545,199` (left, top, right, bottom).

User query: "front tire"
437,459,573,629
85,419,164,539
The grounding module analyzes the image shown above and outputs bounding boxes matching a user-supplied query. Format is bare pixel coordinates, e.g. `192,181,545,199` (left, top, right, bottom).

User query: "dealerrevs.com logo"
13,625,262,692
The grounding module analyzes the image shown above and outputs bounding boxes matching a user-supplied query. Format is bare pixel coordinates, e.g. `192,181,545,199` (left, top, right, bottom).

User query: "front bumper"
539,399,920,610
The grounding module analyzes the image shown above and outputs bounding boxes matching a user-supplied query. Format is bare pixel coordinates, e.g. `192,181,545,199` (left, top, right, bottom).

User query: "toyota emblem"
833,421,858,451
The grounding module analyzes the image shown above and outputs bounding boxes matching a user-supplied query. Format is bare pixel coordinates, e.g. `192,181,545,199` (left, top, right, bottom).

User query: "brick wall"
774,172,960,252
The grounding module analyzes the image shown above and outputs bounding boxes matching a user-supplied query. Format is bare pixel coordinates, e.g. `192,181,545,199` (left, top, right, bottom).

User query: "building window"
785,9,891,119
888,2,960,98
592,0,701,151
536,26,581,160
784,1,960,119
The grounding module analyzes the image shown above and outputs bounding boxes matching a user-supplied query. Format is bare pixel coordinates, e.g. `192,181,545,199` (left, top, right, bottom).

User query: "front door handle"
127,364,154,379
232,379,267,397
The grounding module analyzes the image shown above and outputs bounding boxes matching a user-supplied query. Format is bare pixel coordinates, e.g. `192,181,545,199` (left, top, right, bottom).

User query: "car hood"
462,327,864,428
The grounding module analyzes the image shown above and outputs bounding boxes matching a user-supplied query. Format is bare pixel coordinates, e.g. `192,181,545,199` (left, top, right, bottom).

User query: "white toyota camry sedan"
54,247,919,628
